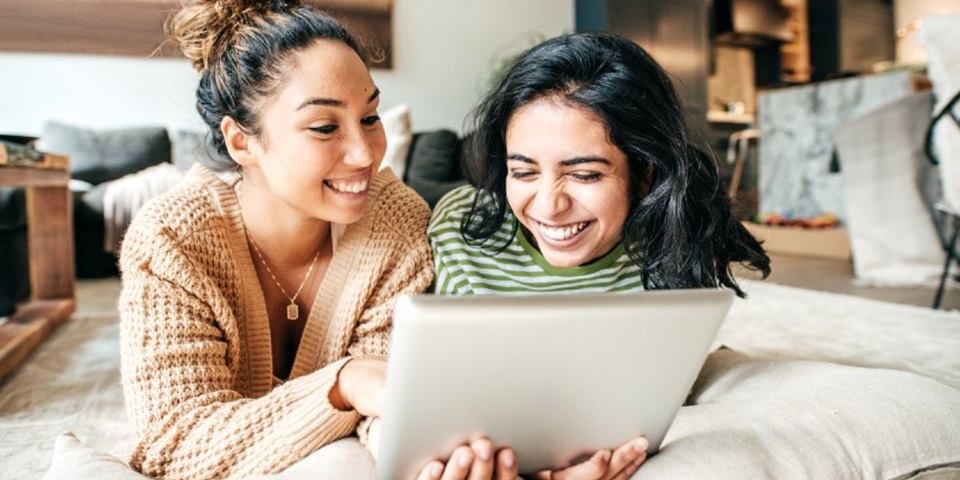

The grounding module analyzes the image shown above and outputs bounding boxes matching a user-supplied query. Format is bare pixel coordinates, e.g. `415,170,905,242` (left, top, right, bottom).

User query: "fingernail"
458,449,471,468
430,463,442,478
502,449,515,468
599,450,611,463
476,442,491,461
633,437,649,453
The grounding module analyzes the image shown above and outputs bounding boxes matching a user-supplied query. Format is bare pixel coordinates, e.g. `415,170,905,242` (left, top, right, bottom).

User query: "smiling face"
505,97,631,268
243,39,386,225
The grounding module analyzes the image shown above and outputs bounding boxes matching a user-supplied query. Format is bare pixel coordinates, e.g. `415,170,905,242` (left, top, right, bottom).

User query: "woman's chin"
317,204,366,225
541,250,591,269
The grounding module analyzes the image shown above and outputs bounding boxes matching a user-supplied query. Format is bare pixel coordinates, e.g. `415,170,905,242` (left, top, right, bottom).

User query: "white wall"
0,1,573,136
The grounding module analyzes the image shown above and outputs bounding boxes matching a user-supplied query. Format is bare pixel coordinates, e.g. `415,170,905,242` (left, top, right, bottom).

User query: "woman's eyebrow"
506,153,535,163
296,88,381,111
560,156,610,166
507,154,611,166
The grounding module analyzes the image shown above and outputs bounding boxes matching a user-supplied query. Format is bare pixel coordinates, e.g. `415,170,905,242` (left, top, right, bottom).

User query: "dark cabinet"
603,0,713,146
808,0,894,81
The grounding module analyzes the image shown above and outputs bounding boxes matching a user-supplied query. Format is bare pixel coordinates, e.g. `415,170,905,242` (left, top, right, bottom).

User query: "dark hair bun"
170,0,301,72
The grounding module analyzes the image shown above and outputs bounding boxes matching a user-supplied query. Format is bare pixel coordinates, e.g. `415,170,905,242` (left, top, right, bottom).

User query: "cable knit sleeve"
347,178,434,447
119,212,359,480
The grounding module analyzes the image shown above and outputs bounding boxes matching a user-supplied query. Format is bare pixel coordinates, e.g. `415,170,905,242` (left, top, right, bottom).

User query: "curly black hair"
460,31,770,297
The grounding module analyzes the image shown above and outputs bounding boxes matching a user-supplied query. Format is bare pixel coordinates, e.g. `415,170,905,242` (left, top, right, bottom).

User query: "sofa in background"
403,128,468,207
0,184,30,316
42,122,175,277
0,123,172,316
378,102,468,208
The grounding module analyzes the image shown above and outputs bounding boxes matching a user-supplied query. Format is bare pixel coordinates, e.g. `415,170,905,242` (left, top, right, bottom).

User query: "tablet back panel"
376,289,734,479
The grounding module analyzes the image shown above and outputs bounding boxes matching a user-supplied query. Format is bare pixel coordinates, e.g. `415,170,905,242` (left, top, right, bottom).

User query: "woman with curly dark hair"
428,31,769,480
431,31,770,298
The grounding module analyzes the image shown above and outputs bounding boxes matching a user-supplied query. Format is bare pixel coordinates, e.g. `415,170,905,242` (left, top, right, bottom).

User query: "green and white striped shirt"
428,185,646,295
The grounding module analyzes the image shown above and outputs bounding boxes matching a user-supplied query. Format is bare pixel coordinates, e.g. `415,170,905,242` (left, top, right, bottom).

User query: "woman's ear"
221,116,257,167
638,162,655,197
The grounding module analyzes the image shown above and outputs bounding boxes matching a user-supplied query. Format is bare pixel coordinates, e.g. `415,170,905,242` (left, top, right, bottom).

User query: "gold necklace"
238,183,323,321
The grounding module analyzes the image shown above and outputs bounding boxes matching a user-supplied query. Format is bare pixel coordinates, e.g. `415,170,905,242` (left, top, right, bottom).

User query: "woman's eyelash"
310,115,378,134
310,125,338,134
509,171,602,181
571,173,602,181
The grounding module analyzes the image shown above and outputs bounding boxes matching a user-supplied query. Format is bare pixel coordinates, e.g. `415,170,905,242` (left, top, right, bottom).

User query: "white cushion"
379,103,413,181
633,349,960,479
43,433,375,480
835,92,944,286
246,437,376,479
42,432,146,480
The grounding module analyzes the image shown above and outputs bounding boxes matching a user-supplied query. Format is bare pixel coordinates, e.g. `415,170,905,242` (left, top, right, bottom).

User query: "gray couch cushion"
406,129,467,208
171,129,234,172
36,122,171,186
74,185,109,225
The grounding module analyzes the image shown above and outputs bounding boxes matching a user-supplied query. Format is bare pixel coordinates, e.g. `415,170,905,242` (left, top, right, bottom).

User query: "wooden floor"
762,253,960,311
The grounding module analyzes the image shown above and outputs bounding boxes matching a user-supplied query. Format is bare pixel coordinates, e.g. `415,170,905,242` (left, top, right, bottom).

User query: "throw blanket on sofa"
101,163,183,255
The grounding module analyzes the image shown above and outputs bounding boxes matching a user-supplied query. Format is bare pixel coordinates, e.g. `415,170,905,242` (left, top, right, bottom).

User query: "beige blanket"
101,163,183,255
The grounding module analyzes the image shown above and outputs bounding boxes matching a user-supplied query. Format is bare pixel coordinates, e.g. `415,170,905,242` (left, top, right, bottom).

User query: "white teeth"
327,179,368,193
537,221,588,241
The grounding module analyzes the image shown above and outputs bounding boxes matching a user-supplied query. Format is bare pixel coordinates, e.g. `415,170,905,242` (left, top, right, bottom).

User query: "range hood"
714,0,794,47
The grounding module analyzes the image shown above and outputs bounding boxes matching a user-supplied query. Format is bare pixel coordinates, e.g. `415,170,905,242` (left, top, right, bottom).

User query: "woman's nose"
343,129,376,168
533,180,571,219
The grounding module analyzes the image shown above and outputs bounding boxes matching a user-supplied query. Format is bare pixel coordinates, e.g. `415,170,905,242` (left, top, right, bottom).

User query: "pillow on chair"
919,14,960,210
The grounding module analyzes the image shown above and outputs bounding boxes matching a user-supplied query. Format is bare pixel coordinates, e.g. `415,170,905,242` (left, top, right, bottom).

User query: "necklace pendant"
286,302,299,321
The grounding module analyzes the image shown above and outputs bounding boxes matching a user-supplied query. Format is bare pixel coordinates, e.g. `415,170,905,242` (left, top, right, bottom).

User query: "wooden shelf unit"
780,0,811,84
0,164,76,382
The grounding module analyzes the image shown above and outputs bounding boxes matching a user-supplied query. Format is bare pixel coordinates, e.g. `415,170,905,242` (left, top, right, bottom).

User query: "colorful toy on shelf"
754,212,840,229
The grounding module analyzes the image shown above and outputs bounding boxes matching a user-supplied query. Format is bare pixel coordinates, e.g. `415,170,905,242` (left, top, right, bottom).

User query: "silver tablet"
376,289,734,479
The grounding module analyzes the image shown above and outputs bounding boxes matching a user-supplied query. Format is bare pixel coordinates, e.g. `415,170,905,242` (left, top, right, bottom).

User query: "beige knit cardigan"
118,164,433,479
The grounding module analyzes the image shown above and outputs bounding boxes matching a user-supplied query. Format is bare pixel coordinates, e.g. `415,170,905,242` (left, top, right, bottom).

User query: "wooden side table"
0,164,76,381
